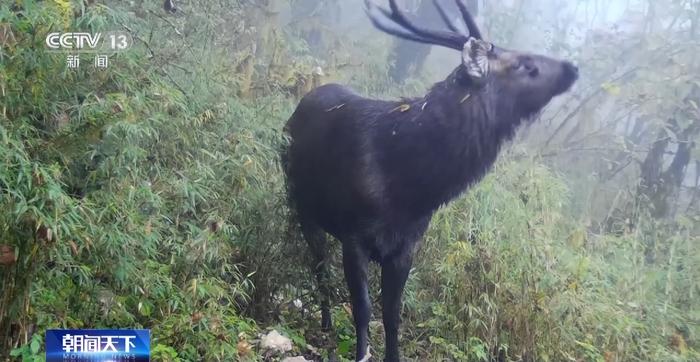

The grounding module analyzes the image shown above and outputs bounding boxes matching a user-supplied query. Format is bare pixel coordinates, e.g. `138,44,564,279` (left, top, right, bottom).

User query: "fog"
1,1,698,360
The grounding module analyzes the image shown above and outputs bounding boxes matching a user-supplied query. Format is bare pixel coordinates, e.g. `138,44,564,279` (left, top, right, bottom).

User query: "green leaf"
30,338,40,354
337,339,352,356
601,82,621,96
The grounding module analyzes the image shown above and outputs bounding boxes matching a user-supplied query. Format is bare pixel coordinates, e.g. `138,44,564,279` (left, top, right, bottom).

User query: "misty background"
0,0,698,361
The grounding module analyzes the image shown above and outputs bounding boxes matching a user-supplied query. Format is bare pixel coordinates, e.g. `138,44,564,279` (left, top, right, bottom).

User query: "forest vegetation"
0,0,699,361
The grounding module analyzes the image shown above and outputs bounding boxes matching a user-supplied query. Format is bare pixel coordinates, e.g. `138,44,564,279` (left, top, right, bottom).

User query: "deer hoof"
357,346,372,362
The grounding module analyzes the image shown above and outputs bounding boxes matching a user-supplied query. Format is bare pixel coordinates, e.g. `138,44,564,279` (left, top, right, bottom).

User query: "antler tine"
454,0,482,39
364,1,441,45
432,0,467,36
386,0,449,43
366,0,466,50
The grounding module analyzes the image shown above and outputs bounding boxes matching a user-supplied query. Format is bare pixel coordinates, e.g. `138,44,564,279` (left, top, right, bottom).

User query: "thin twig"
118,22,191,102
119,23,155,58
147,9,183,36
542,66,641,148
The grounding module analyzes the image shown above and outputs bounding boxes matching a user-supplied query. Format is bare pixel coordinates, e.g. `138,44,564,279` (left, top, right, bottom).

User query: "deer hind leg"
300,219,333,332
341,241,371,362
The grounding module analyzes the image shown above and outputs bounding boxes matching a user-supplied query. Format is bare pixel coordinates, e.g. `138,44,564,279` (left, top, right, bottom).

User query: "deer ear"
462,38,492,79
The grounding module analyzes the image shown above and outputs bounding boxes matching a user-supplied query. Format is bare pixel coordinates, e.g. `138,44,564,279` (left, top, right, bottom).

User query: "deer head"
365,0,578,117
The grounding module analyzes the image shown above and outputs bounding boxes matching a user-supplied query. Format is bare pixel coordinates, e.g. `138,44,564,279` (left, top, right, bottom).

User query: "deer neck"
376,66,521,215
421,66,520,161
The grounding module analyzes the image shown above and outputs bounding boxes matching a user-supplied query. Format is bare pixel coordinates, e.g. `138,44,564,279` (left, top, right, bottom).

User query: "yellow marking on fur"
390,104,411,113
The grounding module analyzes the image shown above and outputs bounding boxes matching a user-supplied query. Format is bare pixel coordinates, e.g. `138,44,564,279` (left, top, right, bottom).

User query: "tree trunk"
236,0,283,99
290,0,341,57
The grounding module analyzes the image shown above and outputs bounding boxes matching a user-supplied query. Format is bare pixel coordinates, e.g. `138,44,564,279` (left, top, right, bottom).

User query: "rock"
305,344,319,355
282,357,311,362
260,330,292,353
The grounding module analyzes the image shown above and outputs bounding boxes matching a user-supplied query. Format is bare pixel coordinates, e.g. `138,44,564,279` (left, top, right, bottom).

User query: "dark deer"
282,1,578,361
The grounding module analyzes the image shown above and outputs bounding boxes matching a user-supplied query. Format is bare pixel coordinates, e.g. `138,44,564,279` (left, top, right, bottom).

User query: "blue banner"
46,329,150,362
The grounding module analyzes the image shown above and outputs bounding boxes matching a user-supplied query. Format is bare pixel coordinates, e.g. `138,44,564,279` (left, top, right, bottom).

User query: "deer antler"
365,0,483,50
